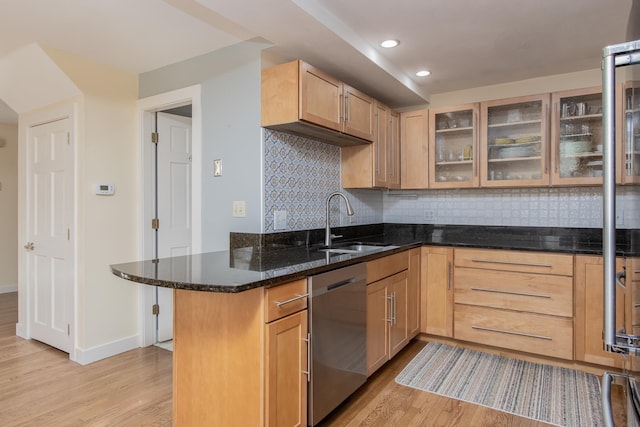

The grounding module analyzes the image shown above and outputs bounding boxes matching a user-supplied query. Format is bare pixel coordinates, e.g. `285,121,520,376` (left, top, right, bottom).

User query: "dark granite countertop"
110,224,638,293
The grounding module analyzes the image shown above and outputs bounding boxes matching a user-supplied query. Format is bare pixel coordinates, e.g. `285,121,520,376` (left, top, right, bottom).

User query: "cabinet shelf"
488,119,542,128
488,156,542,163
435,126,473,134
560,113,602,121
560,152,602,159
435,159,473,166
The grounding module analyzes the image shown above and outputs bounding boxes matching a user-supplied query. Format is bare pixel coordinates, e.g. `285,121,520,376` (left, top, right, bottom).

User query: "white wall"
0,123,18,292
44,48,140,358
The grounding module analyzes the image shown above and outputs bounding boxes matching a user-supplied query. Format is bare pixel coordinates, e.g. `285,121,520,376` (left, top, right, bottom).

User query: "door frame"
17,100,78,361
136,85,202,347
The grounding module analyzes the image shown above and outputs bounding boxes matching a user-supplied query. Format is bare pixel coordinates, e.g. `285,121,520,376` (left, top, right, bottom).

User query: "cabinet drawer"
264,279,308,323
454,248,573,276
454,305,573,360
454,268,573,317
367,251,408,283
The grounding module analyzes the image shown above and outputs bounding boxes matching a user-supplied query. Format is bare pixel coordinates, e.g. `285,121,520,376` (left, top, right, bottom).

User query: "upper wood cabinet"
262,60,374,146
550,86,624,186
429,104,480,188
400,108,429,189
342,101,401,189
480,94,550,187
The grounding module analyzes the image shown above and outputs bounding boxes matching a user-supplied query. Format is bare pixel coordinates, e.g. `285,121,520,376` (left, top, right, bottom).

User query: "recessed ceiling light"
381,39,399,48
416,70,431,77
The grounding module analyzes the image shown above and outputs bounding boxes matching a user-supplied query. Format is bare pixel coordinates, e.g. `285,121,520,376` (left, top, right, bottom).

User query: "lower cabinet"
575,255,626,369
265,310,308,427
453,248,574,360
366,249,420,376
420,246,454,337
173,279,308,427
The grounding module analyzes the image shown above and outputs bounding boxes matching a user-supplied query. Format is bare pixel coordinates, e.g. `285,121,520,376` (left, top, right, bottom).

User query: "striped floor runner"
395,342,603,427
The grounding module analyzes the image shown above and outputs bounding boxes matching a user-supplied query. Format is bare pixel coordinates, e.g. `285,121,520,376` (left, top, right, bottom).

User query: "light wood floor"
0,292,627,426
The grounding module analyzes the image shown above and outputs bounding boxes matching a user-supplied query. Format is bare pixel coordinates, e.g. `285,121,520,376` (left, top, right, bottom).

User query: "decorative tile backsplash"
262,129,640,231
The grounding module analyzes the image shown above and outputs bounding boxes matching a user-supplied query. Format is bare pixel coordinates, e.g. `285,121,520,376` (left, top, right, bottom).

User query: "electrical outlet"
232,201,246,217
274,210,287,230
424,210,435,221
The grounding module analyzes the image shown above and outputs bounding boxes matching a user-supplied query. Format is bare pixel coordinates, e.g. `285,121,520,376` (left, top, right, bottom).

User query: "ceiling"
0,0,636,124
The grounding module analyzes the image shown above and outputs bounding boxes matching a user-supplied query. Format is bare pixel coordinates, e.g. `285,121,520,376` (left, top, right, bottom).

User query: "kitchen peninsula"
110,224,637,426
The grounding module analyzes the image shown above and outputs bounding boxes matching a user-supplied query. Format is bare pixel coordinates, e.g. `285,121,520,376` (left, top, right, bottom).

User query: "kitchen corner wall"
0,123,18,291
263,128,640,231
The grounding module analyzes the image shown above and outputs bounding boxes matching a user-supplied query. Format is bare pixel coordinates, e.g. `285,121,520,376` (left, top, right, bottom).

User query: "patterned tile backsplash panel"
263,129,639,231
383,187,640,229
263,129,382,232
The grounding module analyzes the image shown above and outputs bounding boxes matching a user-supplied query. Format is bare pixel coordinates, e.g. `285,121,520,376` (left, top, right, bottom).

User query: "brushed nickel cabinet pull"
303,333,311,382
471,325,552,341
470,287,551,299
275,293,308,307
470,258,553,269
386,294,394,324
447,261,452,290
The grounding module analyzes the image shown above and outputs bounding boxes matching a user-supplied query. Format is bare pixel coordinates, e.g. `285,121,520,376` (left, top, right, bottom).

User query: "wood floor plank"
0,291,628,426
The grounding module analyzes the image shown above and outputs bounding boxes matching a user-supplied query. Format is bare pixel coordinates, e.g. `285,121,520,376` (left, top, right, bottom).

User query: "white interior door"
156,112,192,342
26,117,74,353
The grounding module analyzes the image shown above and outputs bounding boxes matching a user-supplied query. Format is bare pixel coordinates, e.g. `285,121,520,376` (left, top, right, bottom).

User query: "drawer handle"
470,258,553,269
470,287,551,299
275,293,308,308
471,325,552,341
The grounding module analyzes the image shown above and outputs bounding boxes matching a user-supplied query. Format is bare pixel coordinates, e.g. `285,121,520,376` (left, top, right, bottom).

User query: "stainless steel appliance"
307,263,367,426
601,39,640,426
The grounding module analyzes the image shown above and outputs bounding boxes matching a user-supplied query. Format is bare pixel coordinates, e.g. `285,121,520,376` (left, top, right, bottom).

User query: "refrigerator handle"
602,372,616,427
602,47,618,351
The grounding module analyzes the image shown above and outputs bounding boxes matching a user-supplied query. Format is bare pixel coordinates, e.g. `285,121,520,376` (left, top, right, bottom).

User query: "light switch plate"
232,201,246,217
274,210,287,230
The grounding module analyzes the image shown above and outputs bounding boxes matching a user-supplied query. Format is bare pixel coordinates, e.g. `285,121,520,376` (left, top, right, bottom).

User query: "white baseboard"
0,283,17,294
15,322,27,339
73,334,140,365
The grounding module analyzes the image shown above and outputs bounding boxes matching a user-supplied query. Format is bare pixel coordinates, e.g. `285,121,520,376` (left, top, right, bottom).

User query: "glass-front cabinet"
550,86,622,186
624,82,640,184
480,94,550,187
429,104,479,188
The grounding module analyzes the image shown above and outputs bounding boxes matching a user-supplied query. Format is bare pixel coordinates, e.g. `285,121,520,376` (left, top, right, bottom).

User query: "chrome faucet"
325,192,355,247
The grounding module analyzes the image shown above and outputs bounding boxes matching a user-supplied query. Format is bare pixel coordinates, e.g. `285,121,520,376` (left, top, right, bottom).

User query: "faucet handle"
331,234,343,239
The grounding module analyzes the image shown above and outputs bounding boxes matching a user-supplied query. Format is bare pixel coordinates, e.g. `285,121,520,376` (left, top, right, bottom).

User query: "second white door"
156,112,192,342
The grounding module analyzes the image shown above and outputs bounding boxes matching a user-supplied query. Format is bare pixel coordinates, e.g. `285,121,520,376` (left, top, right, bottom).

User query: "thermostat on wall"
95,183,115,195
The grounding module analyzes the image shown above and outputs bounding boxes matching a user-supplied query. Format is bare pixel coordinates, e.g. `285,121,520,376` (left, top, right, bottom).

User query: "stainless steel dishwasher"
307,263,367,426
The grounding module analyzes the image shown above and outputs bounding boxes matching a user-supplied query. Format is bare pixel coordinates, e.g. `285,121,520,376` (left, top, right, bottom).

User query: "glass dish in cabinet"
429,104,479,188
480,95,549,187
624,82,640,184
551,87,610,185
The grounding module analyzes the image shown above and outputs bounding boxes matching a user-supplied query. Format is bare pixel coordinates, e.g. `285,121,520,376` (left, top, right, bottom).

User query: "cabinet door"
389,270,409,358
374,102,389,187
421,246,454,337
429,103,479,188
366,279,389,376
575,255,626,368
388,110,401,189
400,109,429,189
550,86,624,186
406,248,421,339
343,84,374,141
265,310,308,427
299,61,342,132
480,94,550,187
623,82,640,184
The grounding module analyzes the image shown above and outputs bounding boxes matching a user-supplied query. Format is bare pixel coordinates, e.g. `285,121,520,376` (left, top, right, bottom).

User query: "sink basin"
319,243,396,255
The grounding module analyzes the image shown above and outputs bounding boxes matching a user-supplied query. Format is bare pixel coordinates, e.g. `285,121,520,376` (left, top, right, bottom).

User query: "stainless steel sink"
319,243,396,255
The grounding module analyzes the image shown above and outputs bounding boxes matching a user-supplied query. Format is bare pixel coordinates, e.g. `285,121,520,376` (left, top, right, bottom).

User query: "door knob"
24,242,34,251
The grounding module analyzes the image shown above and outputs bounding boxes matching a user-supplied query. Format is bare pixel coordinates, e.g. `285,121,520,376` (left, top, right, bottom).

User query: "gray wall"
139,40,266,251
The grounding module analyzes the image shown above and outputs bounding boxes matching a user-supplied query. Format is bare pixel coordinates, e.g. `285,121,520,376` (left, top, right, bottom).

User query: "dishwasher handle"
326,277,358,292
